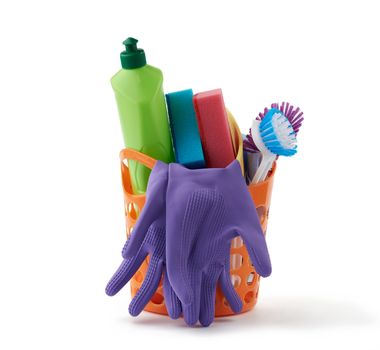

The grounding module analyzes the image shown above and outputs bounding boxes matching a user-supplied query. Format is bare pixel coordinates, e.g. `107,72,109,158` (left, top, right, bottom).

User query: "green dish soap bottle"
111,37,174,194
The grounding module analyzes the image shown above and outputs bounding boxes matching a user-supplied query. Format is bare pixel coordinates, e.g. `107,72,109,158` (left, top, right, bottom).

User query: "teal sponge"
166,89,205,169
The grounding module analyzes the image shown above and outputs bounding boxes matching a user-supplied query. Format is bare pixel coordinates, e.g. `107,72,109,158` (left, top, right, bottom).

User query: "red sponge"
193,89,235,168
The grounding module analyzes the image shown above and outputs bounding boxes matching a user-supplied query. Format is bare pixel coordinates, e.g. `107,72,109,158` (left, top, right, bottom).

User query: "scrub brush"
243,102,303,152
258,102,304,134
251,108,297,184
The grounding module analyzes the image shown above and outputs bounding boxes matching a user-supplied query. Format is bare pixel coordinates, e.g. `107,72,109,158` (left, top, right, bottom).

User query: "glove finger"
182,274,202,326
219,259,243,313
128,254,163,317
224,162,272,277
243,238,272,277
123,162,168,258
199,268,221,327
163,267,182,319
105,248,148,296
232,223,271,277
122,206,154,259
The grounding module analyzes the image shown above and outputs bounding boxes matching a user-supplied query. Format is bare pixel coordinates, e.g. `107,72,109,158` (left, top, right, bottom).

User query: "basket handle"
119,148,157,171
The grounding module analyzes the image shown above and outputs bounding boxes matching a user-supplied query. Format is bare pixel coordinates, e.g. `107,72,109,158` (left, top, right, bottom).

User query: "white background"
1,0,379,349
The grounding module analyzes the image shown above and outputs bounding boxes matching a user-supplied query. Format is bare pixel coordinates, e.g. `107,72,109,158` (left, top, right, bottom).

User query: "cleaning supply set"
106,37,303,327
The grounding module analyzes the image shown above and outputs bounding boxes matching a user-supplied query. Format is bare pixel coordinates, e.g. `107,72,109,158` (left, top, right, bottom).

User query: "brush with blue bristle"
243,102,304,153
251,108,297,184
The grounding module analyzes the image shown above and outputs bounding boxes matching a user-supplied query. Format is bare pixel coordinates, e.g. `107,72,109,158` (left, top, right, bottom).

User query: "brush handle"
259,155,276,183
252,153,276,184
250,119,276,184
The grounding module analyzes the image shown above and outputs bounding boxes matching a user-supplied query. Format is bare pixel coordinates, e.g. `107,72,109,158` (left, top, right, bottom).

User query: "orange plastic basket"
119,115,275,317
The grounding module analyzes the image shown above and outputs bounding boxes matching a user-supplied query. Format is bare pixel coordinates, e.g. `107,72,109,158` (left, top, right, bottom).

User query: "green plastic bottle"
111,37,174,194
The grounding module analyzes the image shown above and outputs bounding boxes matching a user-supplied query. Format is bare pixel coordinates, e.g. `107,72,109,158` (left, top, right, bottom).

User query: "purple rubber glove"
105,161,181,318
166,160,272,326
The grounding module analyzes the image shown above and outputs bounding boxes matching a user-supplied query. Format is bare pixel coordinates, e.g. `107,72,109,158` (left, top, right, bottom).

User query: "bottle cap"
120,37,146,69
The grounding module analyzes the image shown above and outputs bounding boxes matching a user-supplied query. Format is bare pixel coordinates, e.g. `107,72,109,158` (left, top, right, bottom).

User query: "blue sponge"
166,89,205,169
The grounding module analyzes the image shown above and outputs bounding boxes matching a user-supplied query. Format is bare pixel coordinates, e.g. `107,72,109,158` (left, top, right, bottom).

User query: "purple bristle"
261,102,304,134
243,131,258,153
244,102,304,153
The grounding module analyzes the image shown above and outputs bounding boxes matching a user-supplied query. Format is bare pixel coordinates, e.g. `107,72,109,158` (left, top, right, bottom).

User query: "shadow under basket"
119,116,276,317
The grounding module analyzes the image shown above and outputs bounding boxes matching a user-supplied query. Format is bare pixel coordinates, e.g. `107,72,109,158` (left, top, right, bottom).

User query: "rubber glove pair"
106,160,272,327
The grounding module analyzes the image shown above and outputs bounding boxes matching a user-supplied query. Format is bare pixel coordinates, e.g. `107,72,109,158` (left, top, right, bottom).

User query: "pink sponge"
193,89,235,168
